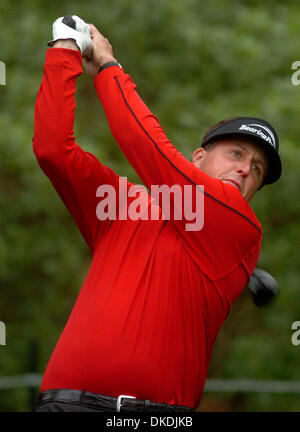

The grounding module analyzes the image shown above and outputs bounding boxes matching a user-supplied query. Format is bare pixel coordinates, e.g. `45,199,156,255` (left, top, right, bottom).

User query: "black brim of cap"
202,132,282,186
256,137,282,185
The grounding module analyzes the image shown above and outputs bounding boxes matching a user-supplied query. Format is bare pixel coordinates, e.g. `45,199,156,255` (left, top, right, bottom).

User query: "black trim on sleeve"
113,76,262,235
98,62,121,75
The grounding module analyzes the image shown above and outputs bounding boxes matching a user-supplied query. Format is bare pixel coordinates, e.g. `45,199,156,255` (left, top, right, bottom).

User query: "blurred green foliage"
0,0,299,412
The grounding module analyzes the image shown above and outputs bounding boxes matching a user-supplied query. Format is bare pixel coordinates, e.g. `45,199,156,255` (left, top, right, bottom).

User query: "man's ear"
192,147,206,168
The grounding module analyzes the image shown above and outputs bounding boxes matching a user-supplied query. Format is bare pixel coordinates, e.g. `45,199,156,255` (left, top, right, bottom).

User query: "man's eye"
252,164,260,173
232,150,241,157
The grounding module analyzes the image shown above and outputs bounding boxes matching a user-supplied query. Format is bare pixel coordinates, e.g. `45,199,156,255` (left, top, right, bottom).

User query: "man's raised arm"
33,18,122,252
87,25,228,200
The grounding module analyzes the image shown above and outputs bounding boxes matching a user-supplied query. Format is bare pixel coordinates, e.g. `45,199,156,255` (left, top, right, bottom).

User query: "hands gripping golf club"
47,15,93,59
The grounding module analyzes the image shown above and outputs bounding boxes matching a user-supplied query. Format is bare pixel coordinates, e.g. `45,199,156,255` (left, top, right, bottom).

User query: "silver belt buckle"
116,394,136,412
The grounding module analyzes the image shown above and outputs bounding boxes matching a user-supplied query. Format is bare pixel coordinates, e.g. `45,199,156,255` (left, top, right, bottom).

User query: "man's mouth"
221,178,242,192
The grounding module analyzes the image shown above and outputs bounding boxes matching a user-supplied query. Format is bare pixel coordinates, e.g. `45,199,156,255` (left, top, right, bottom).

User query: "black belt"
37,389,193,412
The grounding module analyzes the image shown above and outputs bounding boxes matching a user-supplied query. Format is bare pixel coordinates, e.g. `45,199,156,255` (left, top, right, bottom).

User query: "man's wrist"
97,61,122,75
52,39,80,51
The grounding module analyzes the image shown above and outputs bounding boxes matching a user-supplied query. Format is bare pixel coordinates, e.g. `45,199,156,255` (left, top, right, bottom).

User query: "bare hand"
82,24,118,79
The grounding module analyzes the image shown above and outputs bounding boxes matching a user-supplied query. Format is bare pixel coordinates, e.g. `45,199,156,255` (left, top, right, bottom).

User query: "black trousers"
36,401,108,412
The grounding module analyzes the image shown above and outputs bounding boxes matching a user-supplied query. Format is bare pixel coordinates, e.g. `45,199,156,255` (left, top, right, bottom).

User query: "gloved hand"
47,15,93,58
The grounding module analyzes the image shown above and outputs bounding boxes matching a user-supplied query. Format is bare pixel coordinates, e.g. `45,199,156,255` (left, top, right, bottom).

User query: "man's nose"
236,160,251,176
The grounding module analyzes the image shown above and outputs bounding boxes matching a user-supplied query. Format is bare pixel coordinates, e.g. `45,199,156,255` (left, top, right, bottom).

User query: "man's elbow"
32,134,61,167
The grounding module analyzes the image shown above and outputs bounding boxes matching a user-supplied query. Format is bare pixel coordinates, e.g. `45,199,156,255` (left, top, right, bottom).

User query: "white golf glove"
48,15,93,58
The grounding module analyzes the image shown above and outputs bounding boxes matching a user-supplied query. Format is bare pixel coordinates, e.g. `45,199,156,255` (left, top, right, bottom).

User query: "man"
33,16,281,412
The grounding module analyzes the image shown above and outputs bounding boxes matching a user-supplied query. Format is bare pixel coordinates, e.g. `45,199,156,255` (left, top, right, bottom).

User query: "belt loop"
144,399,151,411
80,390,86,404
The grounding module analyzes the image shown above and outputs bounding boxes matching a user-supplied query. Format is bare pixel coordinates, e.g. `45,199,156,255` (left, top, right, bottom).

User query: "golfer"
33,16,282,412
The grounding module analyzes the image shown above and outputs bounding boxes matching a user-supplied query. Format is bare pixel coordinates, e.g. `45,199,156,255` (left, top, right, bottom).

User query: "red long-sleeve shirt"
33,48,262,409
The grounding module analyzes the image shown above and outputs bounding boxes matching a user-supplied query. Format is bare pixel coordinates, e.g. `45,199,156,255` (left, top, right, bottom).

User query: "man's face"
192,138,268,201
